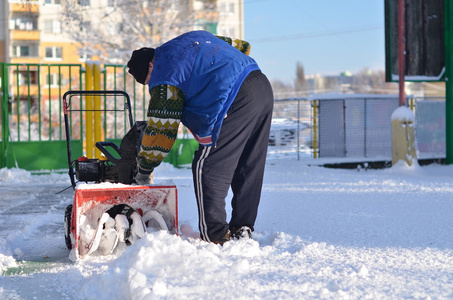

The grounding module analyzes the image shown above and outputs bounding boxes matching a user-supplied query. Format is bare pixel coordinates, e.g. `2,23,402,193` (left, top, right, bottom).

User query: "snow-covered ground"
1,157,453,299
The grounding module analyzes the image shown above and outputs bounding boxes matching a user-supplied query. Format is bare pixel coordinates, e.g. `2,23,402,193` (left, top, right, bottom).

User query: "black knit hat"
127,47,155,85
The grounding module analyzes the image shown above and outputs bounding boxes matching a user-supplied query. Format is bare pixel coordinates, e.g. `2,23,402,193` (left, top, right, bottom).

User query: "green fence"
0,62,197,171
1,63,84,170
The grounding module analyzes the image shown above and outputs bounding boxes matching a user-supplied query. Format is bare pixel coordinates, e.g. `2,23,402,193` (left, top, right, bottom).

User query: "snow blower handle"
95,141,121,163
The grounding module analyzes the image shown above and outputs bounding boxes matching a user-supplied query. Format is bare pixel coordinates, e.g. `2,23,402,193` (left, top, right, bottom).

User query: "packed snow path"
1,161,453,299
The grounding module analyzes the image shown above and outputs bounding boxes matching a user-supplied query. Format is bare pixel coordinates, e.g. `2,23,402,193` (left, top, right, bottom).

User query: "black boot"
230,226,252,240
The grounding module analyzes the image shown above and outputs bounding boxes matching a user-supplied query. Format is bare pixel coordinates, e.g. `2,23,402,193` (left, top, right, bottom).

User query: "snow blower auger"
62,90,178,261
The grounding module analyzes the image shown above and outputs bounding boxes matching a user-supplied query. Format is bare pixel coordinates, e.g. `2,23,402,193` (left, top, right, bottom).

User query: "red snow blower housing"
62,90,178,261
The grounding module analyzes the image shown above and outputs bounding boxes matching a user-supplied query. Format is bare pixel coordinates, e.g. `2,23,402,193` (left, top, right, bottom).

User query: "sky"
244,0,386,84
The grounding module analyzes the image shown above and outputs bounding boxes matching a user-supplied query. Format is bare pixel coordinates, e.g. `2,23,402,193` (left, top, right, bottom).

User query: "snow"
391,67,446,82
391,106,415,122
2,159,453,299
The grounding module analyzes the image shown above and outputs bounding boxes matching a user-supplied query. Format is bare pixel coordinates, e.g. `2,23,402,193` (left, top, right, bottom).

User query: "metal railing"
0,61,448,170
268,98,314,160
3,63,83,142
412,97,446,159
0,62,149,170
269,95,447,162
1,63,86,170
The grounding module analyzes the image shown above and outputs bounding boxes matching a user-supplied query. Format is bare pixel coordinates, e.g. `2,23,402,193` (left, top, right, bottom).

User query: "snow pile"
0,254,17,273
73,228,453,299
0,167,68,185
79,232,296,298
0,240,17,273
0,168,33,183
391,106,415,122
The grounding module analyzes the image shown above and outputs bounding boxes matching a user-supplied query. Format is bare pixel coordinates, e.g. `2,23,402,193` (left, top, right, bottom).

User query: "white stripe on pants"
194,146,212,242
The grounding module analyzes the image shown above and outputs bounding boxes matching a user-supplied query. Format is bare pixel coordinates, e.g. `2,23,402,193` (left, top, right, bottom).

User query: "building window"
220,2,235,14
79,21,91,34
46,73,61,87
78,0,90,6
45,0,61,4
78,50,89,62
12,44,38,57
17,46,29,57
14,70,38,85
44,20,62,34
45,46,63,60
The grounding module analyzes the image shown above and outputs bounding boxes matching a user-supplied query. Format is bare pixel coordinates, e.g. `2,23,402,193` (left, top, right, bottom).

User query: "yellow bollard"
93,62,102,158
312,100,318,159
85,62,94,158
391,106,417,166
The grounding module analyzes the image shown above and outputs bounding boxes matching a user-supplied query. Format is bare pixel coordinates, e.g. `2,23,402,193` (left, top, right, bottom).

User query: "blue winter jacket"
148,30,260,146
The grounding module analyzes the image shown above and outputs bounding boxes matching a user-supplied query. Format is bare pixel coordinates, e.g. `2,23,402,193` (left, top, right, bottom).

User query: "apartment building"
1,0,244,65
0,0,244,107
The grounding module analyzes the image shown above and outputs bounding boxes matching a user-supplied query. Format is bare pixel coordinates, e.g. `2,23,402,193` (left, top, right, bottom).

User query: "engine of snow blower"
74,121,147,185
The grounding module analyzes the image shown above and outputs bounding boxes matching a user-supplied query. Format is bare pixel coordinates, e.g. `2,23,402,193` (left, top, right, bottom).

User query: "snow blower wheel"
64,204,73,250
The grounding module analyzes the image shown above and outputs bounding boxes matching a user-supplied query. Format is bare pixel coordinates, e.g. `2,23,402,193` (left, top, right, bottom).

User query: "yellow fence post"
85,62,94,158
391,106,417,166
93,62,102,158
312,100,318,159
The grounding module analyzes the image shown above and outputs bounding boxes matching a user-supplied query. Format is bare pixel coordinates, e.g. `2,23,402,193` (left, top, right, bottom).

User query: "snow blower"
62,90,178,261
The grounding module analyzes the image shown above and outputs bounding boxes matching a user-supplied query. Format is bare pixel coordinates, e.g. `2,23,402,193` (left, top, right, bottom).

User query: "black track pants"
192,71,274,242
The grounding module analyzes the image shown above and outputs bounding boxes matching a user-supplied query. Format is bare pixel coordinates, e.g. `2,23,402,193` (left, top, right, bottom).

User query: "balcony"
10,57,41,64
11,2,39,13
11,30,40,40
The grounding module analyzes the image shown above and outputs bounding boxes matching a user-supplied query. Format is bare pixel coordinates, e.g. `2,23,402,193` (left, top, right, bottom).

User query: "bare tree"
295,61,307,91
351,68,398,94
61,0,217,63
